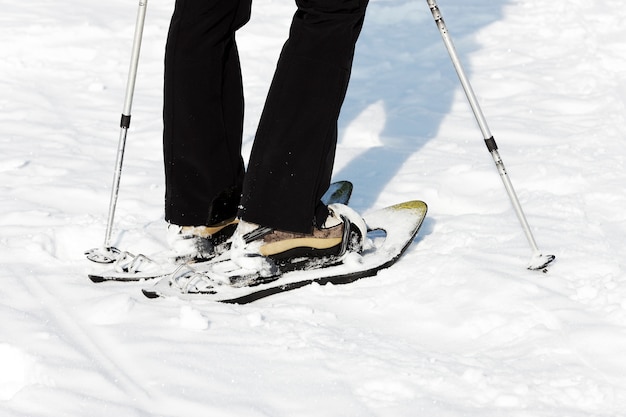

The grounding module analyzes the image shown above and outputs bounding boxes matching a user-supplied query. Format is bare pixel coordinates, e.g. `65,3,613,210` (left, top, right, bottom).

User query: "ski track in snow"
2,0,626,415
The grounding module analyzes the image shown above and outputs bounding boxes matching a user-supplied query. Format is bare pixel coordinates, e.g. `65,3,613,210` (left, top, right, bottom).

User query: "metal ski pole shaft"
105,0,148,247
86,0,148,263
426,0,554,270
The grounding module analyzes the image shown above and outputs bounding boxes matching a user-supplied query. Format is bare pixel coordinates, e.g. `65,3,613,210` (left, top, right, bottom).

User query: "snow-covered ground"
2,0,626,415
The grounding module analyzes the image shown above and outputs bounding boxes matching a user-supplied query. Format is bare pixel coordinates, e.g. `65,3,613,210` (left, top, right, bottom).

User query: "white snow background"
2,0,626,415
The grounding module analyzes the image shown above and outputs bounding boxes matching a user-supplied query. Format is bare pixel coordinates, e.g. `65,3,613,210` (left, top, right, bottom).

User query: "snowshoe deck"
142,200,428,303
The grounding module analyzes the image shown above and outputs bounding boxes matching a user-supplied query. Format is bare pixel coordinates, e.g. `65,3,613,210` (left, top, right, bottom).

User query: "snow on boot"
166,218,238,263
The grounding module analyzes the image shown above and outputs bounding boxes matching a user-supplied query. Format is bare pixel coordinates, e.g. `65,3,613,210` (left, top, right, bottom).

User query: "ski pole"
426,0,555,270
85,0,148,263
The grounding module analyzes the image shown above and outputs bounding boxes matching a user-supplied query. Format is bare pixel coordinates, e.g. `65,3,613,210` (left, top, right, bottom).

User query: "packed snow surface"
2,0,626,415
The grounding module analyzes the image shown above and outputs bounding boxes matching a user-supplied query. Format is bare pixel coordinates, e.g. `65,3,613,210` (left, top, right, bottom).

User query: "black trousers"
164,0,368,233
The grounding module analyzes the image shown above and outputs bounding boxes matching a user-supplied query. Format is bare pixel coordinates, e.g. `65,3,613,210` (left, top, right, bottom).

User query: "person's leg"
164,0,251,227
238,0,369,233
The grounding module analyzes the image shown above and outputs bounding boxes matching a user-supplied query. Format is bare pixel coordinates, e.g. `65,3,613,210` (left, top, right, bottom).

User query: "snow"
1,0,626,415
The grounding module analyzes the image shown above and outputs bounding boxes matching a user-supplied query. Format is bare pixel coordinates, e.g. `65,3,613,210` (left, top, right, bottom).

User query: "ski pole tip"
84,246,122,264
527,252,556,272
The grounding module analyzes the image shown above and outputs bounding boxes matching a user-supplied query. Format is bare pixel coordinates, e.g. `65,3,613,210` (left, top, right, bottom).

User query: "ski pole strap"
484,136,498,152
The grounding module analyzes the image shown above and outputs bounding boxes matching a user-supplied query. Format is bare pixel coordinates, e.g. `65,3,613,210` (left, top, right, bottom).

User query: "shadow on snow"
334,0,510,210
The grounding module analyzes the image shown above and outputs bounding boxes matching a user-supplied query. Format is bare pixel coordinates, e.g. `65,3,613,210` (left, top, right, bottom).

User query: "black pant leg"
239,0,369,233
163,0,251,226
